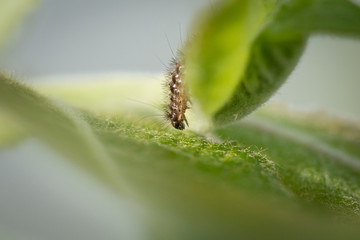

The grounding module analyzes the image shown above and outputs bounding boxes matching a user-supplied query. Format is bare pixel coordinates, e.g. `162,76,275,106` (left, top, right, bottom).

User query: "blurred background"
0,0,359,239
0,0,360,119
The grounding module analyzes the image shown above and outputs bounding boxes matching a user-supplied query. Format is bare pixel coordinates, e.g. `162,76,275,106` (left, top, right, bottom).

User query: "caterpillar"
165,57,189,130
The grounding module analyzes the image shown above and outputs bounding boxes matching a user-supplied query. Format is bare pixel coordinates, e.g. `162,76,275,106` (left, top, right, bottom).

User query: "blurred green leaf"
186,0,360,126
0,0,38,48
0,75,123,192
1,75,360,239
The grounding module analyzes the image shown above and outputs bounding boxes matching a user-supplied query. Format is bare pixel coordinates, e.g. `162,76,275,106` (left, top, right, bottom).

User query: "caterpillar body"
165,57,189,130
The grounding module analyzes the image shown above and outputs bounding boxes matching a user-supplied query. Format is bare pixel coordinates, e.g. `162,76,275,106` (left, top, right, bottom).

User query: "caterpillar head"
172,121,185,130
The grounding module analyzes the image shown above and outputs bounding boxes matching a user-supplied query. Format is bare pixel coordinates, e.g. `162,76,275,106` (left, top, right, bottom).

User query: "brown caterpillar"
165,57,189,130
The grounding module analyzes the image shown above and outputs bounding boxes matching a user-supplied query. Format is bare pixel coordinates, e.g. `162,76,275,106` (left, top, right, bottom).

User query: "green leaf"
0,0,39,48
186,0,274,118
185,0,360,126
0,75,123,192
216,110,360,217
2,75,360,239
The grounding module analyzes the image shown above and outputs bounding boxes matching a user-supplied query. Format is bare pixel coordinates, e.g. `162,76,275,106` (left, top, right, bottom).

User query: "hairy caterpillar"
164,56,189,130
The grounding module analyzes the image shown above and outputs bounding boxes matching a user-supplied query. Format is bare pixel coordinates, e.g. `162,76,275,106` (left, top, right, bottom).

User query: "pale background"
0,0,359,119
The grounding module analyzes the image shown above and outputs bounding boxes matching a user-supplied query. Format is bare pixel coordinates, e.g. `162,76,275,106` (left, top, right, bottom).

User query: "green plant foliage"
185,0,360,126
0,75,123,192
1,76,360,239
216,113,360,217
0,0,39,48
1,0,360,238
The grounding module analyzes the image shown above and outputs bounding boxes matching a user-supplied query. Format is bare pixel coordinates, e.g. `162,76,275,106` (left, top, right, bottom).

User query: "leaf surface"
2,76,360,239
